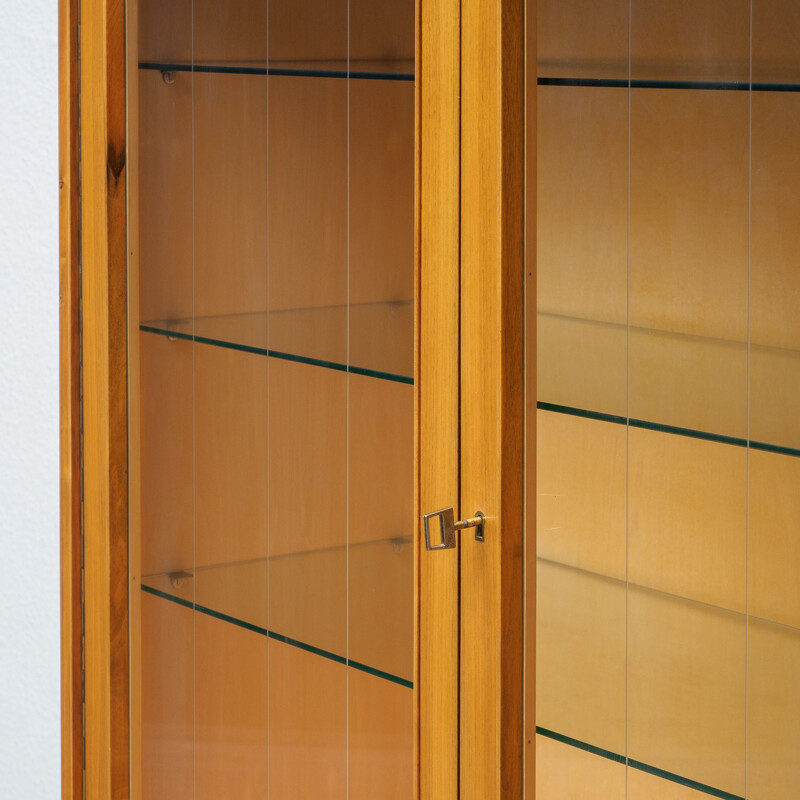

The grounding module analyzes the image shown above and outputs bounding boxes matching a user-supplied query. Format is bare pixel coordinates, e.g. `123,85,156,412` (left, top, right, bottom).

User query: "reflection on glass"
131,0,414,796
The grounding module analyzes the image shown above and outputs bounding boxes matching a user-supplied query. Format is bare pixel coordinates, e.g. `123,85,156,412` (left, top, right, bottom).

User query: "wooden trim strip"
78,0,129,797
59,0,83,795
524,0,536,794
415,0,462,797
460,0,526,797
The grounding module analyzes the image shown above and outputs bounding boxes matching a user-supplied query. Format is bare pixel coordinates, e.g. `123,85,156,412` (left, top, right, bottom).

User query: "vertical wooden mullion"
126,0,142,795
79,0,129,798
523,0,537,793
459,0,525,799
59,0,83,795
415,0,462,797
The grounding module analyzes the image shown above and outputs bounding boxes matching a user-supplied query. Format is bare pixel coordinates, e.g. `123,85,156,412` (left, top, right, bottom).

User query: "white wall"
0,1,61,796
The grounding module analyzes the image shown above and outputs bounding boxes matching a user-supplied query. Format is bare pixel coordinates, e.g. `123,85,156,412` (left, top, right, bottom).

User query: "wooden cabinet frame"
60,0,130,797
59,0,82,795
417,0,527,798
60,0,530,797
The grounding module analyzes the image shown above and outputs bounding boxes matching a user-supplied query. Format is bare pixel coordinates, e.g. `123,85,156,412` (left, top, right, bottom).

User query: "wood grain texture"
524,0,537,793
627,587,746,797
747,619,800,800
349,670,414,800
268,641,347,798
59,0,83,796
536,735,626,799
536,561,626,755
460,0,525,798
415,0,462,797
139,593,193,800
536,411,626,581
628,429,747,612
127,4,142,794
79,0,130,797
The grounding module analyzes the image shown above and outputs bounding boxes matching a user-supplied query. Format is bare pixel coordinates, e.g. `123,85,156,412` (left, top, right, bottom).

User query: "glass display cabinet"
64,0,523,796
60,0,800,798
128,0,414,797
533,2,800,799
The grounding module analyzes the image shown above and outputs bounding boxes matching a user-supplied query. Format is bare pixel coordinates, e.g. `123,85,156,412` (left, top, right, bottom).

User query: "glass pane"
130,0,414,795
531,1,800,798
347,4,415,796
748,4,800,798
627,5,749,798
532,0,629,796
135,1,195,796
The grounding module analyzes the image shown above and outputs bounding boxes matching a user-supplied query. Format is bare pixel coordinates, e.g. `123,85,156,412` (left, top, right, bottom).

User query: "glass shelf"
537,554,800,634
538,75,800,92
537,59,800,91
142,534,414,689
140,59,415,81
534,726,746,800
141,300,414,385
537,401,800,459
536,555,797,800
141,62,800,90
538,310,800,456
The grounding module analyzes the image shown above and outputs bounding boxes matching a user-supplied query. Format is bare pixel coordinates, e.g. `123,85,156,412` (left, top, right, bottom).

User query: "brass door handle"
423,508,485,550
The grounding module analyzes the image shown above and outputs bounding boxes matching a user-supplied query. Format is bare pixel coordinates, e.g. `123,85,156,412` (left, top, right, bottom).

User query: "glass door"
531,1,800,798
127,1,415,796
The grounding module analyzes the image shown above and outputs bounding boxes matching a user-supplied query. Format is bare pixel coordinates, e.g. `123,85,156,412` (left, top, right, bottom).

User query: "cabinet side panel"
80,0,130,797
60,0,83,796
